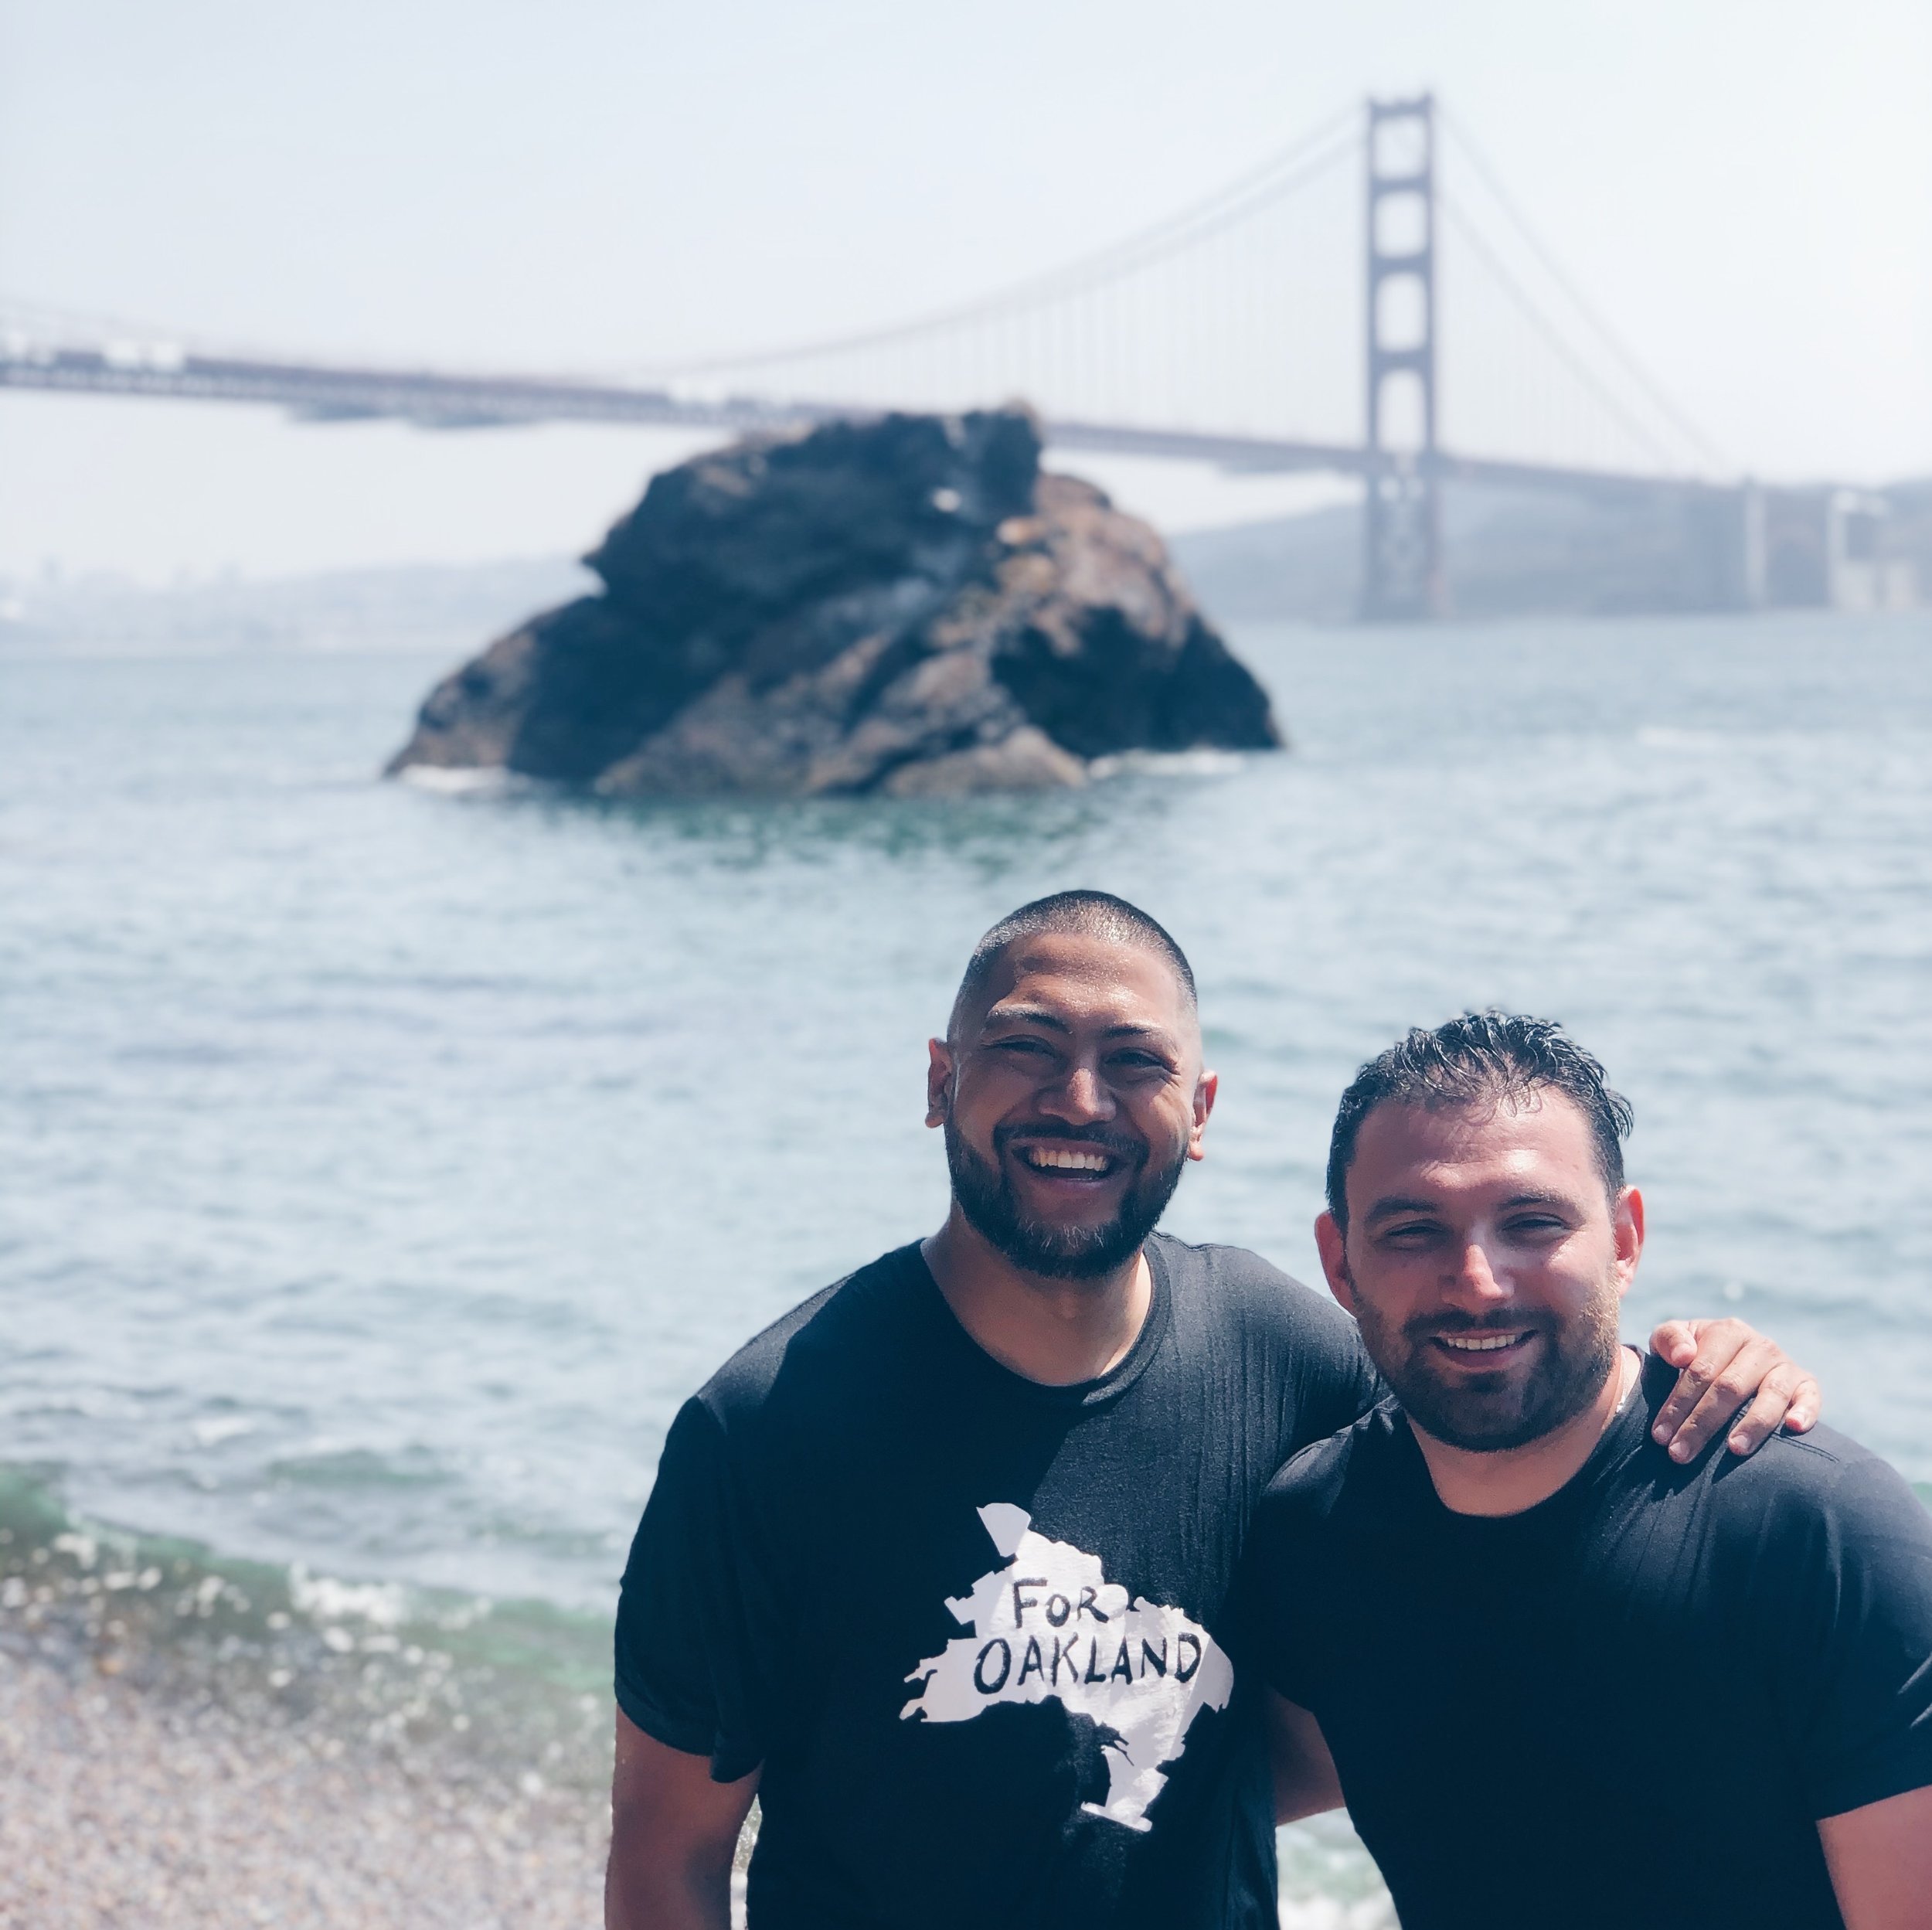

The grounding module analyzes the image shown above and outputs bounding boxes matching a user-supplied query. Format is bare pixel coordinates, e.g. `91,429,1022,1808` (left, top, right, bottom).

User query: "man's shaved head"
934,891,1209,1280
947,892,1198,1044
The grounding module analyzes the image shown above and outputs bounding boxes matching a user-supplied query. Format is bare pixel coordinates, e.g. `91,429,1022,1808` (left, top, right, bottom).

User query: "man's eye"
1108,1052,1168,1074
1507,1216,1569,1237
992,1036,1054,1057
1381,1224,1438,1244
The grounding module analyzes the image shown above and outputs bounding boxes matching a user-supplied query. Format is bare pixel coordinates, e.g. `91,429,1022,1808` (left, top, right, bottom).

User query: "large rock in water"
386,409,1281,797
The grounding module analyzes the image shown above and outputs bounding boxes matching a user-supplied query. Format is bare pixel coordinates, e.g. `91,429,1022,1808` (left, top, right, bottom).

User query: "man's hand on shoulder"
606,1708,758,1930
1645,1317,1821,1462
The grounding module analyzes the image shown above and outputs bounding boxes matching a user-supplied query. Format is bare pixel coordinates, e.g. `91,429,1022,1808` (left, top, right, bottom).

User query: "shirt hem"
1810,1754,1932,1821
614,1678,762,1782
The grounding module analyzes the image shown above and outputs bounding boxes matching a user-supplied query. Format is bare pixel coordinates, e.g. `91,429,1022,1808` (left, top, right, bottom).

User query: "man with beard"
607,897,1819,1930
1245,1013,1932,1930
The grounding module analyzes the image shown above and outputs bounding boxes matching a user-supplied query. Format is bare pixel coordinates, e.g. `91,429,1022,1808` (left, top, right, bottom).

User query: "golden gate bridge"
0,97,1900,618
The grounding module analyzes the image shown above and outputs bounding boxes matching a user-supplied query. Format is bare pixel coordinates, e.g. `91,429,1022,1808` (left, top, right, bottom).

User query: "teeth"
1438,1333,1524,1353
1025,1148,1111,1173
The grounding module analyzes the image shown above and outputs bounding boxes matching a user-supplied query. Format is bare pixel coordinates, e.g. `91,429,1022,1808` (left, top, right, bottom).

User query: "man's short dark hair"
947,891,1197,1043
1325,1012,1634,1231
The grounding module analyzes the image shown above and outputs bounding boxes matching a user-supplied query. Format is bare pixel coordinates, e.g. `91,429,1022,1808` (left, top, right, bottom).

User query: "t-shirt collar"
1394,1346,1665,1530
906,1234,1174,1410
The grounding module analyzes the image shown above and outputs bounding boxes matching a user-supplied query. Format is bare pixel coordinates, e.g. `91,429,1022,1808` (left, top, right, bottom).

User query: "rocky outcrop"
386,409,1281,796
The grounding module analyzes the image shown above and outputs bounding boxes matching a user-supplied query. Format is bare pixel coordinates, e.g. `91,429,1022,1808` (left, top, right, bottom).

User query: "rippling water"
3,608,1928,1910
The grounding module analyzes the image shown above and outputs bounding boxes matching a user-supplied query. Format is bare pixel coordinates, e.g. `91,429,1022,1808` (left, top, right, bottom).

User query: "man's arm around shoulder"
607,1708,759,1930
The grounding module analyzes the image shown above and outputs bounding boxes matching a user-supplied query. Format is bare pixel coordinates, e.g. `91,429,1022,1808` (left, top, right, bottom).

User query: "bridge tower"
1362,94,1445,621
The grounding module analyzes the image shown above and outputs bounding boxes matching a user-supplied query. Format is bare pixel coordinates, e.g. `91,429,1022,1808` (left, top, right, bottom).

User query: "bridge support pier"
1361,94,1445,621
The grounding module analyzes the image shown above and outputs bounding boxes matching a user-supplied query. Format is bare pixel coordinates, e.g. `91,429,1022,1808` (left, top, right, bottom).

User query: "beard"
1354,1285,1622,1452
943,1118,1188,1282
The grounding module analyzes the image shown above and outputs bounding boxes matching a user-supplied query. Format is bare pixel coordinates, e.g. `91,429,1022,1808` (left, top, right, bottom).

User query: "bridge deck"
1,345,1716,504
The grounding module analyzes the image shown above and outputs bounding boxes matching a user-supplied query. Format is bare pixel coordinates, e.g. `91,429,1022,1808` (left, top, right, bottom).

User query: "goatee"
1355,1288,1622,1452
943,1120,1186,1281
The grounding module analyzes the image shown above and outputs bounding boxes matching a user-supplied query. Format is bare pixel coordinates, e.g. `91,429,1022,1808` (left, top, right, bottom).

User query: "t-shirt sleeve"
1760,1452,1932,1819
1236,1456,1330,1710
614,1395,775,1782
1289,1294,1386,1444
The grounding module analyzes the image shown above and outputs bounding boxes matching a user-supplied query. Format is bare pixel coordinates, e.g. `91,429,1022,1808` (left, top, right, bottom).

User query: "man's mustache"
992,1122,1147,1164
1404,1312,1556,1340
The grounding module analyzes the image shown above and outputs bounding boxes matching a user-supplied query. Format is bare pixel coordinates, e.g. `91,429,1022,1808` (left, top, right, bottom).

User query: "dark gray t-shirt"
616,1234,1379,1930
1243,1353,1932,1930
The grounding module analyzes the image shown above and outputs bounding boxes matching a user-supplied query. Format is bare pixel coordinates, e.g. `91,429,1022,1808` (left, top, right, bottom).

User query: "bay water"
3,606,1928,1919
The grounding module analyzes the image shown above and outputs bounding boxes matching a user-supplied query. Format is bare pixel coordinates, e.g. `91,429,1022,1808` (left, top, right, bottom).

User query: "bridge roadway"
0,342,1713,506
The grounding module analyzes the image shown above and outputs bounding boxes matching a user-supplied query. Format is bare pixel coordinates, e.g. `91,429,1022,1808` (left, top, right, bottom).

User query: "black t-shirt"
1243,1352,1932,1930
616,1234,1380,1930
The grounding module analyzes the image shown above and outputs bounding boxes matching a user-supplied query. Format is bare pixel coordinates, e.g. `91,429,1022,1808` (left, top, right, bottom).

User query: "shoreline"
0,1486,613,1928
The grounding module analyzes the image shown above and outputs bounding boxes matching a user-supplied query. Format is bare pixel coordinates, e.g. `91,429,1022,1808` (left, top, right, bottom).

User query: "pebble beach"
0,1529,611,1930
0,1646,607,1930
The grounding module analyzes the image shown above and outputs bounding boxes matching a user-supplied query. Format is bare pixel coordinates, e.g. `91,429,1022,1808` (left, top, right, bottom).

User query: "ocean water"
3,608,1929,1915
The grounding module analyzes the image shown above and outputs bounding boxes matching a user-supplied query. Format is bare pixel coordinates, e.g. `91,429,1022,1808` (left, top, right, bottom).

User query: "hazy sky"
3,0,1927,580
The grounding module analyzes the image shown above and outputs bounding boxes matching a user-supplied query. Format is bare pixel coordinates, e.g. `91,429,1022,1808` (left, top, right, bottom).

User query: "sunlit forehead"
974,935,1198,1057
1349,1091,1611,1220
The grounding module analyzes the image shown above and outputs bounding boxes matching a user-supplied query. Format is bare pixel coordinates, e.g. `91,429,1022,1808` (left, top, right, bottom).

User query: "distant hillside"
1174,479,1931,624
1171,505,1359,625
9,472,1923,652
1885,478,1932,577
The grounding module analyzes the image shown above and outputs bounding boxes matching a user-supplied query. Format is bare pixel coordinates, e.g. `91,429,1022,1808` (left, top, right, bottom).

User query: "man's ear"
926,1039,954,1128
1314,1211,1359,1316
1186,1070,1219,1161
1611,1185,1644,1299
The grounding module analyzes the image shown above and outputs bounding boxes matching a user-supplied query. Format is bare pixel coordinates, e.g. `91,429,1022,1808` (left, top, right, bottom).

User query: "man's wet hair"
947,891,1197,1042
1325,1011,1634,1231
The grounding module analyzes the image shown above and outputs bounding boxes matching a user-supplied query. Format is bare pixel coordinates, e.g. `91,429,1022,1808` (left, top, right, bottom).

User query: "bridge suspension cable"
1440,194,1691,475
1436,107,1728,475
648,101,1362,379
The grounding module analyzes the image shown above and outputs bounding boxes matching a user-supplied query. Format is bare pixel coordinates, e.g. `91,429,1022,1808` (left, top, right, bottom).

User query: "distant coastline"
8,472,1923,656
0,556,594,656
1172,475,1932,624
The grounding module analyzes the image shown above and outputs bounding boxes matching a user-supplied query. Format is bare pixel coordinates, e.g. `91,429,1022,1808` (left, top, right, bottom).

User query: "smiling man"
1247,1013,1932,1930
607,898,1820,1930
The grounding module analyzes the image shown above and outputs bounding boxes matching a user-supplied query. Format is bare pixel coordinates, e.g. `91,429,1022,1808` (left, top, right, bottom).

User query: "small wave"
0,1464,612,1795
1634,726,1726,751
287,1565,414,1630
1087,748,1250,781
189,1415,257,1448
396,763,529,797
267,1444,453,1490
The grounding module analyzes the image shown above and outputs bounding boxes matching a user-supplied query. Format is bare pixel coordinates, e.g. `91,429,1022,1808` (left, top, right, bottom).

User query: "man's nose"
1037,1057,1114,1123
1443,1238,1512,1306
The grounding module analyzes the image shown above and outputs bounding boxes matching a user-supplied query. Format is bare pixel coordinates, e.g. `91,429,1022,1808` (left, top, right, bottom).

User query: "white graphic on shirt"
900,1503,1233,1833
